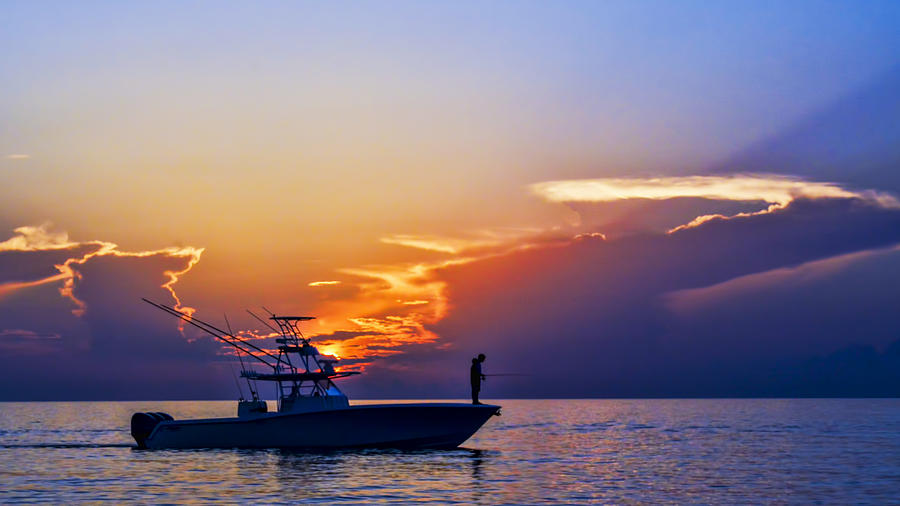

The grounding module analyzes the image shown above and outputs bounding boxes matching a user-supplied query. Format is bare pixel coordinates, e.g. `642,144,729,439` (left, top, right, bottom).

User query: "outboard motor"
130,412,173,448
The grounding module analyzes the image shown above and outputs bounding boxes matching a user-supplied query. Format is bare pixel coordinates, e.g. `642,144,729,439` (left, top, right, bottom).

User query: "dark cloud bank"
0,250,229,401
352,198,900,399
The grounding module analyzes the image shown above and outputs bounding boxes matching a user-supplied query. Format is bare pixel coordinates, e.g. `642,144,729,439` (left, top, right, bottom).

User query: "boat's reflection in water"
269,447,497,502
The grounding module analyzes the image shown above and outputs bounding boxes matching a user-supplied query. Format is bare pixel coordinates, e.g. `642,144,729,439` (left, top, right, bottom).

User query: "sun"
316,345,342,360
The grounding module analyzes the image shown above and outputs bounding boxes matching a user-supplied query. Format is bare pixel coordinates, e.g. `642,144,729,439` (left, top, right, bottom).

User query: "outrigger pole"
141,298,278,368
246,309,279,334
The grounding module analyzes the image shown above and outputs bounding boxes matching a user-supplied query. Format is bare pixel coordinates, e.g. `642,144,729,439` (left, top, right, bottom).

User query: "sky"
2,1,900,400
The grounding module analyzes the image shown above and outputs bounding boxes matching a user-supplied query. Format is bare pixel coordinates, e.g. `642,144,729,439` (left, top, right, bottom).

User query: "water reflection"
267,447,495,503
467,448,486,502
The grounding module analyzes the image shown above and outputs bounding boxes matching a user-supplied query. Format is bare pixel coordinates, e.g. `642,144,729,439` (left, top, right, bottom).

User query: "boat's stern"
130,412,174,448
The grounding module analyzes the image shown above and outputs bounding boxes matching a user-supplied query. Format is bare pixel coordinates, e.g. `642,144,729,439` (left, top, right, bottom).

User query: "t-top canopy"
270,316,316,321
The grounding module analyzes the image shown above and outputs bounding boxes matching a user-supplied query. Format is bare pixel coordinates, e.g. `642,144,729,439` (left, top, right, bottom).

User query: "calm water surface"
1,399,899,503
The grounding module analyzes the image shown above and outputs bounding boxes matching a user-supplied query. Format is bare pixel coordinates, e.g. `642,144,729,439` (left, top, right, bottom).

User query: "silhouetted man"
470,353,486,404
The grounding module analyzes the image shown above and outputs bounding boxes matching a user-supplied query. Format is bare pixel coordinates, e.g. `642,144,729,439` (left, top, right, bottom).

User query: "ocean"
1,399,898,503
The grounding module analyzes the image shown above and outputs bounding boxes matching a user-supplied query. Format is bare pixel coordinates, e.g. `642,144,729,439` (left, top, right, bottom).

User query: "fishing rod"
141,298,276,368
147,299,282,363
484,374,532,377
225,312,259,400
143,298,271,365
144,300,258,352
247,309,279,334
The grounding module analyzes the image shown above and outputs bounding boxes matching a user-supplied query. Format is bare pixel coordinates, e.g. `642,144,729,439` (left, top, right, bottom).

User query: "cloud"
308,280,341,287
283,232,552,366
0,225,238,400
5,154,30,160
654,246,900,396
381,228,542,254
0,224,203,317
311,228,578,363
0,224,76,251
0,328,61,339
0,328,63,355
531,174,900,234
300,259,469,361
421,196,900,397
0,224,219,396
531,174,899,207
663,246,897,316
381,235,468,254
316,315,439,360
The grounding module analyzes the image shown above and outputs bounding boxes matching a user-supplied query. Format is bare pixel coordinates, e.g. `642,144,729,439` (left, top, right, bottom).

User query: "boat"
131,299,500,449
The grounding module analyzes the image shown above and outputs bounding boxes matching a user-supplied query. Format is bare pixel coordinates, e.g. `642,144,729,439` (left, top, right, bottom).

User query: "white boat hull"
134,403,500,450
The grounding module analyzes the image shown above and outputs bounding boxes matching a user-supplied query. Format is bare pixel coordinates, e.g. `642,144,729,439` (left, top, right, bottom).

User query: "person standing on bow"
470,353,486,405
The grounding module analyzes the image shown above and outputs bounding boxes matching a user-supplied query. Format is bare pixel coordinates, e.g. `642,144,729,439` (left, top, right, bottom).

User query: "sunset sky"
2,1,900,399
